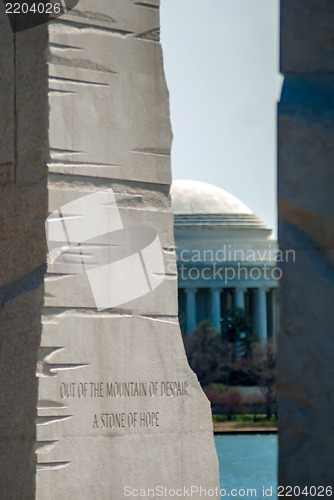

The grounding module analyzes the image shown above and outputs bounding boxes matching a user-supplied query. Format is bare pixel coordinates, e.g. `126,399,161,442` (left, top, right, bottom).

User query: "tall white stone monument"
0,1,219,498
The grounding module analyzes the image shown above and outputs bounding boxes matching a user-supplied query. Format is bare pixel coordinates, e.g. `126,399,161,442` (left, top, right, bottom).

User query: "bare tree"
242,344,277,419
183,320,225,387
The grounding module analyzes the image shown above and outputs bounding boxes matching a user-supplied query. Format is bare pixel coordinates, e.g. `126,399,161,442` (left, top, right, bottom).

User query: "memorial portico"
235,286,247,310
181,286,276,340
184,288,197,334
172,180,279,342
210,288,222,333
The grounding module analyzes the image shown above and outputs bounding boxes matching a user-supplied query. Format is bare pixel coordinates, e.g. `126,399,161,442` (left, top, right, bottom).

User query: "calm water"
215,434,277,500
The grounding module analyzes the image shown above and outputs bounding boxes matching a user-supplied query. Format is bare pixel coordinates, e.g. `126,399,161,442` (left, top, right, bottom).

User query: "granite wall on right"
278,0,334,489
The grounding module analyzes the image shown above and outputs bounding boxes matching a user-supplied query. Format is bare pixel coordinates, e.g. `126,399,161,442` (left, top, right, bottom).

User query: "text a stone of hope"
60,381,189,399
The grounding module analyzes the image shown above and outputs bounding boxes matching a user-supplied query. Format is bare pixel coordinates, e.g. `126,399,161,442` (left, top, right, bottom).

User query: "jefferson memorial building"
171,180,279,343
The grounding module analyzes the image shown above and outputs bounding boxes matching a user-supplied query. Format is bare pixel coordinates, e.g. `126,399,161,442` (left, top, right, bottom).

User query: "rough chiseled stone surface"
281,0,334,74
278,1,334,489
0,6,14,184
0,1,219,499
0,3,49,499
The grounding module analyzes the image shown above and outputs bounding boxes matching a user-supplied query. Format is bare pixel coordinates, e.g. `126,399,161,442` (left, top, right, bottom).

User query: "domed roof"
171,180,253,215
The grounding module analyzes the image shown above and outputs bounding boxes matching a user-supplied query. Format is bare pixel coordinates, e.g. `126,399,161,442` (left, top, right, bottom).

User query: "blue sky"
160,0,283,235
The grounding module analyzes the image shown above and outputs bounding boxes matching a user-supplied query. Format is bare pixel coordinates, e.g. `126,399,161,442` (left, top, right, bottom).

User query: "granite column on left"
0,6,49,498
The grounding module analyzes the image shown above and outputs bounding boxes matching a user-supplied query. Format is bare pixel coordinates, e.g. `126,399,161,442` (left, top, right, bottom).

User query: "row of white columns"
184,287,270,342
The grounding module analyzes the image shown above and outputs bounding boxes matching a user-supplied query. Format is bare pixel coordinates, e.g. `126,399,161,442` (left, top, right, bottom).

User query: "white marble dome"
171,180,253,215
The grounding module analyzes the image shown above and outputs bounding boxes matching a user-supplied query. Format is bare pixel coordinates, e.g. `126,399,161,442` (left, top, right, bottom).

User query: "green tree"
221,307,257,360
